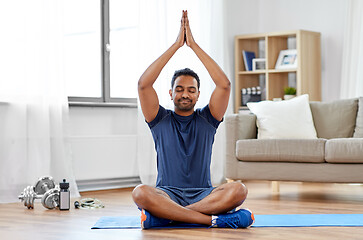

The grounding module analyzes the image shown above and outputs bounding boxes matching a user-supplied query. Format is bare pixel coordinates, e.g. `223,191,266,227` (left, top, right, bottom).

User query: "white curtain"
136,0,227,186
0,0,79,203
340,0,363,98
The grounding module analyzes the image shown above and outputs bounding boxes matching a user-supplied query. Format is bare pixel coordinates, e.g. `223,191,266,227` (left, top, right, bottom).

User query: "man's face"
169,75,200,113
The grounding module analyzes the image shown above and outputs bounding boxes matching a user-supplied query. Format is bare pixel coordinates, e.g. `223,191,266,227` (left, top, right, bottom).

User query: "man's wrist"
189,42,199,51
171,42,183,51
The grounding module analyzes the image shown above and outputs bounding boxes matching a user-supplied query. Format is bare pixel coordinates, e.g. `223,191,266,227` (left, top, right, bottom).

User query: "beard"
174,98,196,112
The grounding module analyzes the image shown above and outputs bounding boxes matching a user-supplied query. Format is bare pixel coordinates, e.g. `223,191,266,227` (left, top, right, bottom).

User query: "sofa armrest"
225,113,257,180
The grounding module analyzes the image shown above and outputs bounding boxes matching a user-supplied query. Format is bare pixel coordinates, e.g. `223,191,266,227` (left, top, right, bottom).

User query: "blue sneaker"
212,209,255,228
141,209,172,229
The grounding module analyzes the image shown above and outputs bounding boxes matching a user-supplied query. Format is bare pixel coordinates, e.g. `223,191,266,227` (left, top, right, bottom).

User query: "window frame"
68,0,137,107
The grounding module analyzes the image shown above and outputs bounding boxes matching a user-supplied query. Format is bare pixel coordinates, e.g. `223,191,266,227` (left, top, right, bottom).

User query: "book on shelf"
242,50,256,71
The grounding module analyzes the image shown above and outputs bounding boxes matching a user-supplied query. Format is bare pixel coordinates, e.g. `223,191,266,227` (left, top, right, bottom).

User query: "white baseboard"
76,177,141,192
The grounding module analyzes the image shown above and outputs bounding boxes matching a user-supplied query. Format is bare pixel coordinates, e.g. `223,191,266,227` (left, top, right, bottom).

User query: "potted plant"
283,87,296,100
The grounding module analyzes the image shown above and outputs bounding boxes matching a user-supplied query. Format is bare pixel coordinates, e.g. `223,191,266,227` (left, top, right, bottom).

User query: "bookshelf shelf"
267,69,297,73
234,30,322,113
239,70,266,75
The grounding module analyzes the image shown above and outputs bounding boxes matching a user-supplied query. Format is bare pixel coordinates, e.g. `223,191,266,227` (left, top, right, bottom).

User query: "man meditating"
133,10,254,229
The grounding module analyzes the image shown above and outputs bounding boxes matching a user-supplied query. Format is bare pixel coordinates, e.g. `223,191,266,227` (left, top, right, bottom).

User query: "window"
64,0,139,104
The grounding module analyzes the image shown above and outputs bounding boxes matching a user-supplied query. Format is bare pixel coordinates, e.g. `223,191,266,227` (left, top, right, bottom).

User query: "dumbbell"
19,176,59,209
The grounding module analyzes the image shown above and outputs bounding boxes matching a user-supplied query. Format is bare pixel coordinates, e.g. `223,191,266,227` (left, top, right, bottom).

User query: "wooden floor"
1,181,363,240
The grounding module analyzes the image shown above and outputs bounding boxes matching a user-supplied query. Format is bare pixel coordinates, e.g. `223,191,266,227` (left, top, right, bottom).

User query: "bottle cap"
60,179,69,190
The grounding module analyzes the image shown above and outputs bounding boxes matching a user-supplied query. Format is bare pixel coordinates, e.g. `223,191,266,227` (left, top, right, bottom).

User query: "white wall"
70,0,349,186
224,0,348,101
69,107,139,183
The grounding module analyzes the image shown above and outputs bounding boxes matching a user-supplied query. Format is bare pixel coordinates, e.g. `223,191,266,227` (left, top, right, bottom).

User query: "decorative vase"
284,94,296,100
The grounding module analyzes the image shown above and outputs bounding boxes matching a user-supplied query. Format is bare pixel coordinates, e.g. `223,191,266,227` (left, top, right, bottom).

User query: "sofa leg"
271,181,280,194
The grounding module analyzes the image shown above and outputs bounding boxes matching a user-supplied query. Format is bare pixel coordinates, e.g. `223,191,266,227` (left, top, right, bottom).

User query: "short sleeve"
198,105,223,129
147,105,169,129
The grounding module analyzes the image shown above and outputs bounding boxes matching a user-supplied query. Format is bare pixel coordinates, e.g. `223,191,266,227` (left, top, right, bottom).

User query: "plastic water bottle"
59,179,70,210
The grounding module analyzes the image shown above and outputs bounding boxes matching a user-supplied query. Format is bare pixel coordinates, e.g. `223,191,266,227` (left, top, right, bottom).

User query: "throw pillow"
247,94,317,139
310,98,358,139
353,97,363,138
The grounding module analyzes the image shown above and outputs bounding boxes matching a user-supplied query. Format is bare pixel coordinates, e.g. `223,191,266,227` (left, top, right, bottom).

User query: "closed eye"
188,87,197,93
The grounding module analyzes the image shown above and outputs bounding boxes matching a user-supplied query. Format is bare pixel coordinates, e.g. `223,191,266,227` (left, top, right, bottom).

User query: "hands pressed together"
176,10,195,48
138,9,230,123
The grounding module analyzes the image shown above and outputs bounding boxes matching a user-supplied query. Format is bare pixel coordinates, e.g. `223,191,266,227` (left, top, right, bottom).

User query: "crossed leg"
132,182,248,226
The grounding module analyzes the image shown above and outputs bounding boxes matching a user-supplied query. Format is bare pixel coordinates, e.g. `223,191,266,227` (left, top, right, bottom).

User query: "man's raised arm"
184,11,231,121
138,12,186,123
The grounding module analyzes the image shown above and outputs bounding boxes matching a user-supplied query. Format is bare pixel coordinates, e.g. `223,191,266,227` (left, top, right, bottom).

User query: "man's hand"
176,10,195,48
184,11,196,48
175,11,186,48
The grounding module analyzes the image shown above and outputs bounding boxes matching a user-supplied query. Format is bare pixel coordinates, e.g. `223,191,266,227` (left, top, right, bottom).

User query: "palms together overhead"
177,10,195,48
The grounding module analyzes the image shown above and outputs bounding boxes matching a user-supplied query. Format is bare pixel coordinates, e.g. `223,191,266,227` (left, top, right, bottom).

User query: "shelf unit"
234,30,321,113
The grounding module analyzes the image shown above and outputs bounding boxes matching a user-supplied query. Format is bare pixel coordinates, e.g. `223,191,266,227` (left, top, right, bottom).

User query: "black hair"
171,68,200,90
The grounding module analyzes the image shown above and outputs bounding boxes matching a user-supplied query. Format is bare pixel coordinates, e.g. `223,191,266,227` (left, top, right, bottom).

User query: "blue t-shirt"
147,105,222,188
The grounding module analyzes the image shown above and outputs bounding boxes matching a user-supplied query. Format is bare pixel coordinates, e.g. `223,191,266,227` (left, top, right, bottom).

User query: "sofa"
225,96,363,184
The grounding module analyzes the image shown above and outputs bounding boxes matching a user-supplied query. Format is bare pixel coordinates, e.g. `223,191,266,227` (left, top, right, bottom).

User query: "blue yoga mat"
92,216,207,229
92,214,363,229
254,214,363,227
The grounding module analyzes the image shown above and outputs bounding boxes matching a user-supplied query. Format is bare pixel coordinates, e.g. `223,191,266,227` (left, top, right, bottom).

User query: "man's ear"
169,89,173,100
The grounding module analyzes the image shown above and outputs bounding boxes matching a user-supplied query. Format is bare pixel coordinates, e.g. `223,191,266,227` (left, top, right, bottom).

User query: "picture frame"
252,58,266,71
275,49,297,69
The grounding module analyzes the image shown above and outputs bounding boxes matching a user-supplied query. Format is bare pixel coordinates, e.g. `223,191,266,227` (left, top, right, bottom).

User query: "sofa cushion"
310,98,358,139
247,94,317,139
353,97,363,138
237,114,257,139
236,139,326,163
325,138,363,163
